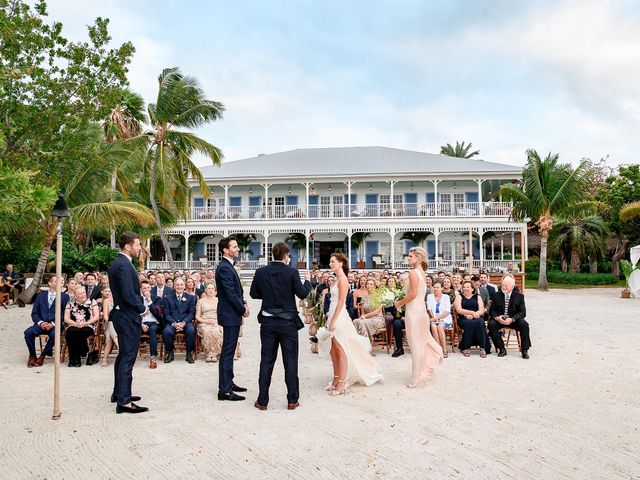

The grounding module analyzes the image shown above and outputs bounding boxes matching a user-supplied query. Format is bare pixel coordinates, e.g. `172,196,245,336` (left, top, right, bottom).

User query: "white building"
148,146,527,272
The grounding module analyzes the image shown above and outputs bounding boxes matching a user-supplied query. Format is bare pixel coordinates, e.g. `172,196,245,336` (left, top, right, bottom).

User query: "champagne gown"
404,271,443,388
319,284,383,386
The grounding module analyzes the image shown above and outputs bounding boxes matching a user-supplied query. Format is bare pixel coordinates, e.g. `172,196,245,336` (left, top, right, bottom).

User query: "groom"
250,242,312,411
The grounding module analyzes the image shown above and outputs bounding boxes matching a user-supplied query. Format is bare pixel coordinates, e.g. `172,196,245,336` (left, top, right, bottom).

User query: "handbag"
86,350,99,366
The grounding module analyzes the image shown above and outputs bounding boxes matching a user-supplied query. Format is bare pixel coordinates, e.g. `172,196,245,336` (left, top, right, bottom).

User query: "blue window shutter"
249,196,261,206
427,240,436,259
285,195,298,205
465,192,478,203
426,193,435,203
365,194,378,204
404,240,416,254
404,193,417,203
194,197,204,207
229,196,242,207
308,195,319,205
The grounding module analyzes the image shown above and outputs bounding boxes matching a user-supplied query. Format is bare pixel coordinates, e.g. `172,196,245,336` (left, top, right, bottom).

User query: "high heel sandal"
325,375,339,391
329,379,347,396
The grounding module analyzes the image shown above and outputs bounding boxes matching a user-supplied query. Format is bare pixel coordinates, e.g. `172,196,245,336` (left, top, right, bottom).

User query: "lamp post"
51,195,70,420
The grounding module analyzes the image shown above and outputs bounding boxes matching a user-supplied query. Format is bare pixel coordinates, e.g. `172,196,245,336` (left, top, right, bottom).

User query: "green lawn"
524,278,626,290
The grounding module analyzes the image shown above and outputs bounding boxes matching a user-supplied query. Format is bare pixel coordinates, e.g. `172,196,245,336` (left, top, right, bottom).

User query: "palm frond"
71,201,155,230
620,202,640,221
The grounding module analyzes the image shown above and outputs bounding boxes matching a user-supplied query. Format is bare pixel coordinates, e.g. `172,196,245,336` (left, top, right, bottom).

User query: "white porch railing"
191,201,512,221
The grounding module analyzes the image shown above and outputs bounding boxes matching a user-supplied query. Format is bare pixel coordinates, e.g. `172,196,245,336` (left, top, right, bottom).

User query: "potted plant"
620,259,636,299
233,233,254,263
288,232,307,268
351,232,371,269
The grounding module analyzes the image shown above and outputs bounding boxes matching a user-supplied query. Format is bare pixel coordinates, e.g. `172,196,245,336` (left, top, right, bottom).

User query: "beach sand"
0,288,638,479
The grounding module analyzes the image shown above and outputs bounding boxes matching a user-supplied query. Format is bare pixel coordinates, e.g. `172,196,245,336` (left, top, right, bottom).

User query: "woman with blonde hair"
195,282,225,362
353,278,385,342
393,247,443,387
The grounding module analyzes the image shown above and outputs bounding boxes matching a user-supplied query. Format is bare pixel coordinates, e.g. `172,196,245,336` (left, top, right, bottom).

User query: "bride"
393,247,443,388
319,253,383,395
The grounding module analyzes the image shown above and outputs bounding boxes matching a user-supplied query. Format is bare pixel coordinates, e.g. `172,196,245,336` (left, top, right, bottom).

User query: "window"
380,194,401,216
269,196,285,217
440,242,452,260
206,243,218,262
439,193,451,215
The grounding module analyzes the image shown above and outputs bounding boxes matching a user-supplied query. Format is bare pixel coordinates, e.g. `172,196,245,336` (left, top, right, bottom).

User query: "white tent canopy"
629,245,640,298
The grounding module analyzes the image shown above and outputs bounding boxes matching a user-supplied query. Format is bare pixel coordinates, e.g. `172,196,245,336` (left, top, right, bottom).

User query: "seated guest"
488,275,531,359
352,275,368,313
151,272,173,300
64,286,99,367
389,304,406,358
24,276,69,367
195,282,224,363
2,263,23,303
451,273,463,294
165,278,174,289
353,279,385,342
427,281,452,358
162,278,196,364
322,280,356,319
479,272,496,298
100,286,118,367
73,272,85,286
84,273,101,301
441,277,457,305
65,279,78,301
185,277,197,296
472,275,490,310
147,272,157,286
454,280,487,358
140,280,164,368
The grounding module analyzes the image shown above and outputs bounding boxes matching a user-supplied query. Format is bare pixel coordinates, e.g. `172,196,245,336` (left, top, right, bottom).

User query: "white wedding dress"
318,284,383,386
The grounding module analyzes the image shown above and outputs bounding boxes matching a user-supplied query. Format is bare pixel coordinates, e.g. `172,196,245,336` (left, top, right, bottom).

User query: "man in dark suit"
24,275,69,367
150,272,173,301
488,275,531,359
108,232,148,414
250,242,312,410
215,236,250,401
479,272,496,298
162,277,196,363
85,273,101,301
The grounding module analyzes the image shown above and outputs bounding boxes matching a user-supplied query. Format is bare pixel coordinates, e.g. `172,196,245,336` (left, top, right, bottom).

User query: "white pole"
52,219,63,420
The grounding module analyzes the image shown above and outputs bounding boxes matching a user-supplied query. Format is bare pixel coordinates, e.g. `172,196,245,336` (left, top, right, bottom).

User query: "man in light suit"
162,277,196,364
215,236,250,401
250,242,311,410
108,232,148,414
24,275,69,367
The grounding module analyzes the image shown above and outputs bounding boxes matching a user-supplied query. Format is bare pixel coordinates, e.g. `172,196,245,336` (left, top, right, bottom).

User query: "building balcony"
190,201,513,221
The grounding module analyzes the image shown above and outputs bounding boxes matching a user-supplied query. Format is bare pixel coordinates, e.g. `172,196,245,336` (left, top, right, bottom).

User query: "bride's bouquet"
368,286,405,310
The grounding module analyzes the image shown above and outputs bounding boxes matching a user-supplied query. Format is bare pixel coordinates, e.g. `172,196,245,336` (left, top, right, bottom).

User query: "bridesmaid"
393,247,443,388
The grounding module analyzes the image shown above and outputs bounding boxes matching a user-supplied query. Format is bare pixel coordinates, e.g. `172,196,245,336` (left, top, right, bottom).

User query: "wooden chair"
371,326,390,353
0,291,10,308
60,320,102,363
500,327,522,351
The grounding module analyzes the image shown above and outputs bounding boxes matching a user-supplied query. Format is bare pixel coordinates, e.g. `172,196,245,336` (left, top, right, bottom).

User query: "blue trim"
194,197,204,207
365,240,379,269
229,196,241,207
249,196,262,206
426,192,435,203
285,195,298,205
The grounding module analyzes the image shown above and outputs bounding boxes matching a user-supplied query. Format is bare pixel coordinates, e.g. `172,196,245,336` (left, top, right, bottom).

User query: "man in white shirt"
140,280,163,369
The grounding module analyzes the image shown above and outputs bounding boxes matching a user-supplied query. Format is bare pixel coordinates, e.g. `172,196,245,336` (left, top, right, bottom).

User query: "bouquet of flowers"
367,287,405,310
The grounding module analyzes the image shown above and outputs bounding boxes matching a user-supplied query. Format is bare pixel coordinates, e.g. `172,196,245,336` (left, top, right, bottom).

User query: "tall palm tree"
500,149,595,290
440,141,480,159
126,68,225,270
103,89,148,248
549,215,607,273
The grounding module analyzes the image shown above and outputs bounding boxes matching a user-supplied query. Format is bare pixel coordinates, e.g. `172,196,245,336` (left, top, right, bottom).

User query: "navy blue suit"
151,285,174,302
162,292,196,353
108,253,146,406
250,261,312,405
323,290,356,319
24,291,69,357
215,257,245,394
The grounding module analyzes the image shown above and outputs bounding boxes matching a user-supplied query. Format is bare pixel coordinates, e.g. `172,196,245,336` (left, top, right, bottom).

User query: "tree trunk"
560,251,567,273
589,257,598,274
538,228,549,290
611,239,630,278
569,245,581,273
110,169,117,249
18,234,54,304
149,164,174,270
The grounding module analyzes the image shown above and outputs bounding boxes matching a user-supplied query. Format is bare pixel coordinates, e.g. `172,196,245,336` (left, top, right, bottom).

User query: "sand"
0,288,638,480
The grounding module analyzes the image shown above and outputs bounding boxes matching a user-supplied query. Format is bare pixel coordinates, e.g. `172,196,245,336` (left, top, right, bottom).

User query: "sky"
45,0,640,168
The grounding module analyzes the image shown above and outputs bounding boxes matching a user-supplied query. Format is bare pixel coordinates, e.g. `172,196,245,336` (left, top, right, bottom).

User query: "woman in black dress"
453,280,486,358
64,286,99,367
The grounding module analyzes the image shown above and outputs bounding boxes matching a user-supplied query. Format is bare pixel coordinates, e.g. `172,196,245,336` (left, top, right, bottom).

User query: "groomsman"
24,276,69,367
162,278,196,363
216,236,250,401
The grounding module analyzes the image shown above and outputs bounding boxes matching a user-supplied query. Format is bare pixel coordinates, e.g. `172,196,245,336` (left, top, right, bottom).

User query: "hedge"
526,270,618,285
0,243,118,274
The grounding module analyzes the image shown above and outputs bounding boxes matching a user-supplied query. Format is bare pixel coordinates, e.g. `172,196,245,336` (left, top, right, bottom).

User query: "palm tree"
440,141,480,158
19,124,155,303
126,68,225,270
549,215,607,273
500,149,595,290
620,202,640,221
103,89,148,248
400,231,431,249
350,232,371,264
233,234,253,261
288,232,307,265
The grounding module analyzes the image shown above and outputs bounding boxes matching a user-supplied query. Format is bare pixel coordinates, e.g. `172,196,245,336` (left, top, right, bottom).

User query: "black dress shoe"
186,352,194,364
391,349,404,358
111,394,141,403
164,351,174,363
232,383,247,392
254,401,267,411
116,403,149,414
218,392,245,401
522,350,530,359
498,349,507,357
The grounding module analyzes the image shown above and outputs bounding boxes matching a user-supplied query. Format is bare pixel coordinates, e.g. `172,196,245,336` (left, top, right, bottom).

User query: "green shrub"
525,257,561,274
526,270,617,285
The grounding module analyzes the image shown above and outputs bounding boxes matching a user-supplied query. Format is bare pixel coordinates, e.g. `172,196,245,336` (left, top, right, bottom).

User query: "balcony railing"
191,202,512,221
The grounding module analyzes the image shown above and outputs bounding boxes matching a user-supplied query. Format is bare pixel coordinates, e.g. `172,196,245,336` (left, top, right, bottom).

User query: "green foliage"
440,141,480,158
0,242,117,273
620,260,634,282
597,164,640,244
525,257,561,273
525,270,617,285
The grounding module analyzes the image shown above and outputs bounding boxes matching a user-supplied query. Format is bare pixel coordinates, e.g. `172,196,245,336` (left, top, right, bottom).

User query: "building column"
476,179,484,216
432,180,440,216
511,231,515,260
306,229,311,269
500,233,504,260
478,228,484,269
390,229,395,269
344,181,355,218
434,229,439,270
261,184,271,218
389,180,397,217
184,232,190,265
347,228,352,268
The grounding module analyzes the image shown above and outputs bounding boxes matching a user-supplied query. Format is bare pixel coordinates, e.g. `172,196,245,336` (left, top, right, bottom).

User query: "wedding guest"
454,280,486,358
353,278,385,343
64,286,99,367
73,272,85,286
195,282,224,363
151,272,174,300
472,275,490,309
437,271,446,281
427,281,452,358
2,263,23,302
347,271,356,291
24,276,69,367
147,273,156,286
352,275,368,313
323,277,356,319
162,278,196,364
65,279,78,301
205,269,215,282
479,272,496,298
140,280,163,368
321,275,336,312
166,278,174,289
451,273,463,294
442,277,457,305
185,277,197,296
100,286,118,367
488,275,530,359
85,273,101,301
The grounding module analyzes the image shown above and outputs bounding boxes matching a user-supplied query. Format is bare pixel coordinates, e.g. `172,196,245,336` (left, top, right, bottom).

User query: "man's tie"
177,294,182,302
48,294,55,308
